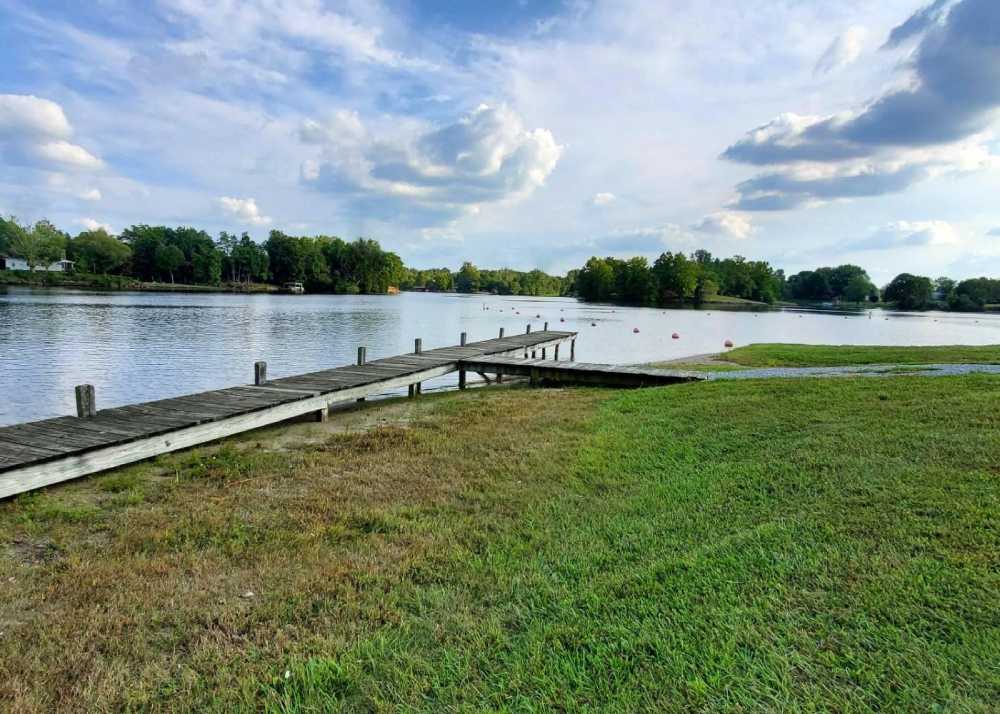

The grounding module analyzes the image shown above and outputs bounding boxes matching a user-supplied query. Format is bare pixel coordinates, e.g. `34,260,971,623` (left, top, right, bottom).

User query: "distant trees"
574,250,783,305
68,229,131,274
884,273,934,310
2,218,69,271
455,262,481,292
785,265,876,303
948,278,1000,312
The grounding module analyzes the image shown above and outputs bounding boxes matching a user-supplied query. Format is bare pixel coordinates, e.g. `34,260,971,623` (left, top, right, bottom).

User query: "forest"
1,216,997,310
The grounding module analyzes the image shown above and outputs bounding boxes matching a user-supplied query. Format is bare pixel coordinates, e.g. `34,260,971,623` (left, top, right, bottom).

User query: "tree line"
0,217,567,296
575,250,784,304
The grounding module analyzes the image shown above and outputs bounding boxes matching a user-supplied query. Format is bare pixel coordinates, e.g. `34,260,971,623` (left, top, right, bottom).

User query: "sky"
0,0,998,282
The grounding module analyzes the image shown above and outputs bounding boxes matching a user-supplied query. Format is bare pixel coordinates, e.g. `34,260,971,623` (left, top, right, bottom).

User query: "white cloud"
302,104,562,226
217,196,272,225
79,188,102,201
988,227,1000,236
0,94,103,171
851,220,961,250
76,217,112,232
592,192,616,206
814,26,866,75
692,211,753,240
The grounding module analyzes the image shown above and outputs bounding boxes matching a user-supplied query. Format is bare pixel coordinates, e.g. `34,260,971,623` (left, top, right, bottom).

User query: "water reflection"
1,286,998,425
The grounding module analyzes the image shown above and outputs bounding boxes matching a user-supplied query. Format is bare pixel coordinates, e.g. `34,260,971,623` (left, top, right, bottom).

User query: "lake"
2,286,999,426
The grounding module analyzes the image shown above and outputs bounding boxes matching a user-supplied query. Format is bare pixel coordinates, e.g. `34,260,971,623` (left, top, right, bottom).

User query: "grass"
1,374,999,710
718,343,1000,368
657,342,1000,370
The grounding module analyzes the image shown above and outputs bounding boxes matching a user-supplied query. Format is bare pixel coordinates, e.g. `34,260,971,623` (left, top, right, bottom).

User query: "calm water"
2,286,999,426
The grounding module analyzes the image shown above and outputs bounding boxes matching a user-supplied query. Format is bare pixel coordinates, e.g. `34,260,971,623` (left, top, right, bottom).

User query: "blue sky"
1,0,998,281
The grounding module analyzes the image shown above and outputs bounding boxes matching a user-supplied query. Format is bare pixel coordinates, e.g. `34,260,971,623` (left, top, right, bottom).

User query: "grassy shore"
0,270,276,293
659,342,1000,370
1,347,998,710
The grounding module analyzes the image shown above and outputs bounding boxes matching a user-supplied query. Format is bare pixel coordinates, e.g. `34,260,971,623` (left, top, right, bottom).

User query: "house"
0,255,75,272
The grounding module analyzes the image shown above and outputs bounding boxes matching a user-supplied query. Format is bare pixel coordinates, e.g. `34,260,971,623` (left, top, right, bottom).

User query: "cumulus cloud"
301,104,562,226
987,227,1000,236
814,26,866,75
76,217,113,232
848,220,960,251
79,188,102,201
0,94,103,171
722,0,1000,211
217,196,272,225
883,0,955,49
691,211,753,239
592,192,616,206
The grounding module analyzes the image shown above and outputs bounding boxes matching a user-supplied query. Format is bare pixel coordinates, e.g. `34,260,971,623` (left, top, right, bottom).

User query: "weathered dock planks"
457,356,706,388
0,330,576,498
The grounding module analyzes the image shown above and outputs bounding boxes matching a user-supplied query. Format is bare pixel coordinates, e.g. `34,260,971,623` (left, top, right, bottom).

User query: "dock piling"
498,327,505,338
571,338,576,361
458,332,468,389
75,384,96,418
254,361,267,386
356,346,368,403
412,338,423,395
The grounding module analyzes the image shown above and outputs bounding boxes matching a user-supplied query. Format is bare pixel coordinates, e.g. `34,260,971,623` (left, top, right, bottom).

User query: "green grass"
1,376,998,710
718,343,1000,368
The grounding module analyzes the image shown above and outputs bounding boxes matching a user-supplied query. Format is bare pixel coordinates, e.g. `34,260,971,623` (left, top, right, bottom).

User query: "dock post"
496,328,504,383
570,338,576,361
542,347,546,359
498,327,505,338
75,384,96,418
554,344,560,360
526,324,531,334
254,361,267,386
356,346,367,404
412,338,423,396
544,321,548,331
458,332,468,389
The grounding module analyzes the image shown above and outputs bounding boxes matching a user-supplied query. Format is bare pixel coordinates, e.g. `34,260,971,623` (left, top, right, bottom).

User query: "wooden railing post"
254,361,267,386
75,384,96,418
356,346,367,404
410,338,423,396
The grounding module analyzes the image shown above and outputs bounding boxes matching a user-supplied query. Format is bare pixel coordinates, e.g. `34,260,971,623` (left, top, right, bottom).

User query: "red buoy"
724,339,734,348
591,322,597,327
672,332,680,339
560,317,565,322
633,327,640,333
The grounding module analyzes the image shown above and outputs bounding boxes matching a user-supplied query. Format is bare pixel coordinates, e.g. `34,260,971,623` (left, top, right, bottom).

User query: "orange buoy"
724,339,734,348
672,332,680,339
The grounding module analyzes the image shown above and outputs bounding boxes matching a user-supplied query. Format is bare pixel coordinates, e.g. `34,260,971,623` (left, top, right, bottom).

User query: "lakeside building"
0,255,75,272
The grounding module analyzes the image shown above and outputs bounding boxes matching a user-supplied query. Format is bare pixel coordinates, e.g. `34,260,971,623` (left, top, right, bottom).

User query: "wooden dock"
0,328,706,499
458,356,704,388
0,329,575,498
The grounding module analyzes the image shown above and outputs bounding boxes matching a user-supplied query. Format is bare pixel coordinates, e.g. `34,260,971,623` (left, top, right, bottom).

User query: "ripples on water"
1,286,998,425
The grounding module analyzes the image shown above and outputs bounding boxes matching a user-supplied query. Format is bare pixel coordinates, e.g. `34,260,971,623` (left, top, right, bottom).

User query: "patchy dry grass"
0,387,605,712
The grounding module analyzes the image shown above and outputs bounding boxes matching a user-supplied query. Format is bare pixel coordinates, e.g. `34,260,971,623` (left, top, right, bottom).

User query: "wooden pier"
458,357,704,388
0,330,575,498
0,328,703,498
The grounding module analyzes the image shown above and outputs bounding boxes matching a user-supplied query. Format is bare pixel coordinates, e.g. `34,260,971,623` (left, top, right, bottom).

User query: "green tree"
883,273,934,310
69,229,131,274
843,274,875,304
576,257,615,301
653,251,697,301
8,220,68,271
154,243,184,283
455,262,481,293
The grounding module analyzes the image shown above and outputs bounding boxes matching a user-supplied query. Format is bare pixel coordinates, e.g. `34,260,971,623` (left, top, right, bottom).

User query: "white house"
0,255,75,272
